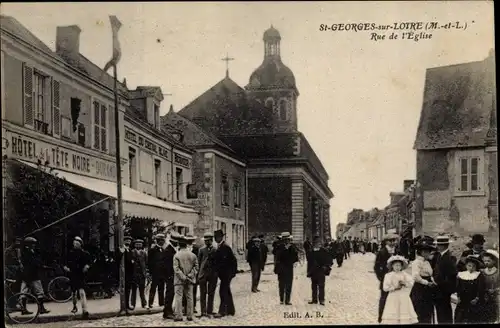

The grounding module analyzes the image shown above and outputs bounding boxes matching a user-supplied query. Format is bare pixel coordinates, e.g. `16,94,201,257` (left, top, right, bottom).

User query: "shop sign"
125,128,171,160
174,153,191,168
5,130,117,181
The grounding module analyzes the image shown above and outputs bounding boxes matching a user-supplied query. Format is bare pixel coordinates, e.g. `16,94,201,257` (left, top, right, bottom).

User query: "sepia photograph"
1,1,497,326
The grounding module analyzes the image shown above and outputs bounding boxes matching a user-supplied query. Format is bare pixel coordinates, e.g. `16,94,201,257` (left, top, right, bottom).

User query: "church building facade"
174,26,333,246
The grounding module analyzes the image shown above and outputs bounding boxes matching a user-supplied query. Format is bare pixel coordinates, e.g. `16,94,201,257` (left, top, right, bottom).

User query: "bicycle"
44,265,72,303
4,278,41,324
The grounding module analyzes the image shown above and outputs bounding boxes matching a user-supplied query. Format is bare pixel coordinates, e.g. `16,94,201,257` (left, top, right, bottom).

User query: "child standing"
482,250,499,323
454,254,486,323
381,255,418,324
64,237,91,319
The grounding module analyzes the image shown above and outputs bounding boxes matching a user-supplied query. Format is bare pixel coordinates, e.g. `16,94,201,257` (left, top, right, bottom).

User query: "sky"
1,1,494,231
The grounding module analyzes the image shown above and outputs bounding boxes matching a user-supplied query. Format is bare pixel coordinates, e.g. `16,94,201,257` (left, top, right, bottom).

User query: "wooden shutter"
109,106,115,154
23,63,34,127
93,100,100,149
52,79,61,137
100,104,107,151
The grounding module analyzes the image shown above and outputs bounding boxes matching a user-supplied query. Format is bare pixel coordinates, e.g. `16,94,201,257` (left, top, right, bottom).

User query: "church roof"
178,76,245,119
414,52,495,150
247,57,297,92
161,110,236,155
263,25,281,41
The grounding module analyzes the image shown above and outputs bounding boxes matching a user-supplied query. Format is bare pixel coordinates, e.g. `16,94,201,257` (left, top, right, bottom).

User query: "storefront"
3,126,198,251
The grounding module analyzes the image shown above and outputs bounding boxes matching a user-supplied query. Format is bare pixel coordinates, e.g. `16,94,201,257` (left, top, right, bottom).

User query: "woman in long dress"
381,255,419,324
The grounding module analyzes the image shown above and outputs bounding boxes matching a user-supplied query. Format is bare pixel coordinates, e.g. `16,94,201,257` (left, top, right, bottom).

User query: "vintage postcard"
1,1,497,326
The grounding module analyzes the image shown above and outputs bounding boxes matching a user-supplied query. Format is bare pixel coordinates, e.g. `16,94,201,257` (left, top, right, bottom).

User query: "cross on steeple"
221,53,234,78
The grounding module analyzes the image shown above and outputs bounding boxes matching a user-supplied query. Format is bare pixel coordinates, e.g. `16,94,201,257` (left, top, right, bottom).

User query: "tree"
6,159,81,259
123,216,174,246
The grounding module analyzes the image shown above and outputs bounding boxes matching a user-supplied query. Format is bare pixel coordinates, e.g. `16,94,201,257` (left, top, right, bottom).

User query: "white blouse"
383,271,414,292
411,255,434,286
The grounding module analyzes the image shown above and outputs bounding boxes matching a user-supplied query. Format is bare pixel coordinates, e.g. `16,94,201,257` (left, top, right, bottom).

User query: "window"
233,180,241,208
129,148,137,189
33,72,49,134
92,100,108,152
154,159,161,197
455,150,484,196
221,173,230,206
278,98,288,120
176,168,183,202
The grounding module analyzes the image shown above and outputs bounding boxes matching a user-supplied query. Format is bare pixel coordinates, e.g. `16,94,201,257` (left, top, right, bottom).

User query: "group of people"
119,228,238,322
375,232,499,324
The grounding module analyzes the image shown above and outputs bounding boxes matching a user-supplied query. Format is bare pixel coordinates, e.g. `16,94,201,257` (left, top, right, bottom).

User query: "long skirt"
410,280,434,324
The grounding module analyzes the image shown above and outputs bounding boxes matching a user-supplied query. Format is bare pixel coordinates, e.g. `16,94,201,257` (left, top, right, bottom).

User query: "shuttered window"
52,80,61,137
455,149,485,196
23,64,34,128
92,100,108,152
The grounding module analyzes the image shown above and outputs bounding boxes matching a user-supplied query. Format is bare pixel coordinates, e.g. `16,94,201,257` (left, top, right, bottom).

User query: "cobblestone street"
72,253,379,326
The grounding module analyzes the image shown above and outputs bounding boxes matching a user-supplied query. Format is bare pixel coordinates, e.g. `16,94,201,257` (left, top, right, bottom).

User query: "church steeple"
263,25,281,57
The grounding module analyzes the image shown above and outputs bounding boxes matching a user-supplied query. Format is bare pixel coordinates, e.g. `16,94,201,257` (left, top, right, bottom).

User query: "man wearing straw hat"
432,234,458,324
162,231,181,320
173,235,198,322
147,233,169,309
374,230,400,323
213,229,238,318
197,232,218,318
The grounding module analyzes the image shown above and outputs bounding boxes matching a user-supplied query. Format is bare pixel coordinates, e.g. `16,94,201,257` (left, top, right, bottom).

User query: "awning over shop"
18,160,198,226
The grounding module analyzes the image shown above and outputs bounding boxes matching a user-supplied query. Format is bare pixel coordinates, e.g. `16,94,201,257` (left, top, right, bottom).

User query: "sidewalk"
17,255,274,324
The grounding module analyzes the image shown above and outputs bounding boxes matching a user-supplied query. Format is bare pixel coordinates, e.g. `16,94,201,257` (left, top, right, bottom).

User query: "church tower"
246,26,299,132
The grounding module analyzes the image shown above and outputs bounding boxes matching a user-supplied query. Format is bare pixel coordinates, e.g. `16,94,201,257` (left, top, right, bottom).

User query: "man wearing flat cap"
457,234,487,272
432,234,458,324
213,229,238,318
197,232,217,317
118,236,135,310
147,233,169,309
374,231,400,323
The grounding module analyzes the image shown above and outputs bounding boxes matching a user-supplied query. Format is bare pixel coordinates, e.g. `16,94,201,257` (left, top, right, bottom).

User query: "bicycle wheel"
5,292,41,324
48,276,72,303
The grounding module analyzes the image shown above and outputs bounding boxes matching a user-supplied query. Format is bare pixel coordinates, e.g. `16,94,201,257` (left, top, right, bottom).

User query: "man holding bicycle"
19,237,51,315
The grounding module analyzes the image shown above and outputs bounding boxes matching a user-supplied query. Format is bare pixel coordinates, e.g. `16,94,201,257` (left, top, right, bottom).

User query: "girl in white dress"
381,255,419,324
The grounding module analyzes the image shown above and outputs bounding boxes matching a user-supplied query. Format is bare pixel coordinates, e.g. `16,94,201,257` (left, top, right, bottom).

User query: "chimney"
56,25,81,64
404,180,415,191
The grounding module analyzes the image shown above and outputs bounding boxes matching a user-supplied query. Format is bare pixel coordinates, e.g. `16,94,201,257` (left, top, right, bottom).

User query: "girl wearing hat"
381,255,418,324
454,255,486,323
409,238,437,324
481,250,499,323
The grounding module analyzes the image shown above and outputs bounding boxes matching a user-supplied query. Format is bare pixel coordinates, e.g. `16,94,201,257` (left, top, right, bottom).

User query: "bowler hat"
214,229,225,237
415,238,436,251
465,254,483,268
471,234,485,245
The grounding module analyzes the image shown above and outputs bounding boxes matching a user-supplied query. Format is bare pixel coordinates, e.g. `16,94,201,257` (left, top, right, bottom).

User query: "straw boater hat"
134,239,144,245
185,234,197,244
124,236,133,242
280,232,292,239
74,236,84,246
203,232,214,239
434,235,451,245
155,233,166,240
483,249,499,261
169,231,182,243
24,237,37,243
251,236,261,242
464,254,483,268
387,255,409,270
382,232,400,241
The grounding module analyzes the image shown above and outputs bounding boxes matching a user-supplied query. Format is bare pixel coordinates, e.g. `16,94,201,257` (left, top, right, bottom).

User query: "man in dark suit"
247,236,263,292
130,239,148,309
118,236,134,310
432,235,458,324
147,233,169,308
374,232,399,323
259,234,268,272
457,234,486,272
213,229,237,318
307,236,332,305
162,232,180,320
197,232,217,318
275,232,299,305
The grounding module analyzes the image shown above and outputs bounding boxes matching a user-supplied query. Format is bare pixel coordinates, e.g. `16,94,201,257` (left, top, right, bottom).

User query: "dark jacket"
148,245,172,279
197,245,217,282
67,248,92,275
374,246,392,290
275,244,299,275
20,247,43,282
433,250,458,297
307,247,332,278
260,243,269,269
131,248,148,279
247,243,261,264
214,241,238,280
